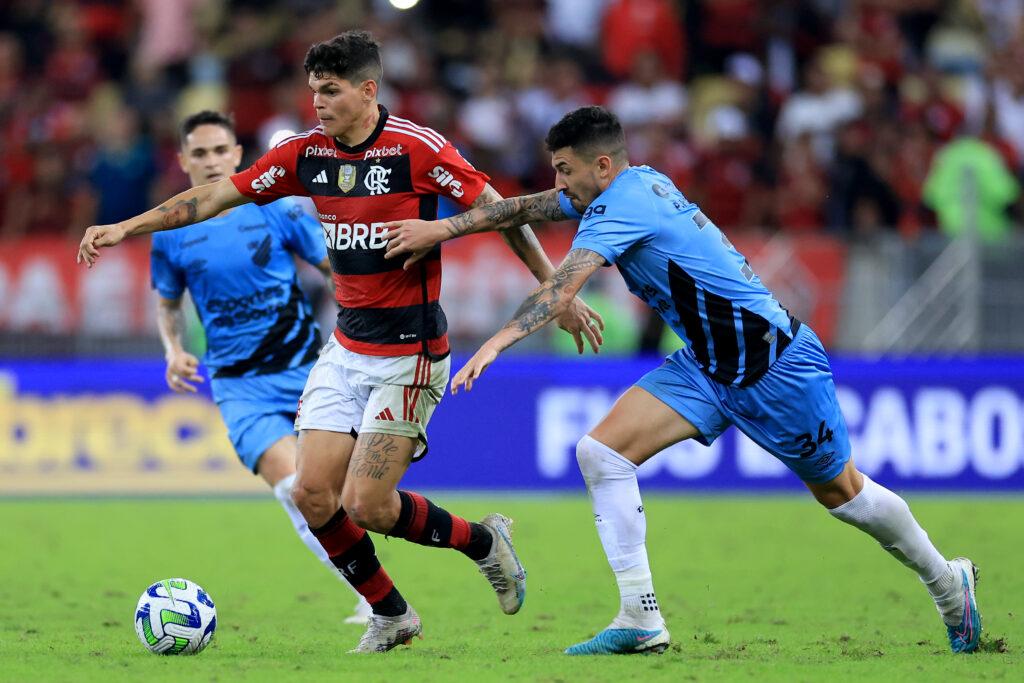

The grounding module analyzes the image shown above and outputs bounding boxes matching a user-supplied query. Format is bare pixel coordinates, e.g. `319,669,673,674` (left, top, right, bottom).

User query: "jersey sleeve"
268,198,327,266
558,191,584,220
411,139,491,207
149,234,185,300
570,187,653,266
230,142,305,205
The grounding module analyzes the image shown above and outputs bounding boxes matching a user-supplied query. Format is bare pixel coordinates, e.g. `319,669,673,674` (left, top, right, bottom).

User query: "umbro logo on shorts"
375,408,395,421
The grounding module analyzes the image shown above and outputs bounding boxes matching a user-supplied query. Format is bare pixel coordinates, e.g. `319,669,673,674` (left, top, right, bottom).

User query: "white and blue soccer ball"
134,578,217,655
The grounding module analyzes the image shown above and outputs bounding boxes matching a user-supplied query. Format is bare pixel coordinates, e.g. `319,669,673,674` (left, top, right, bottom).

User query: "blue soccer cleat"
946,557,981,654
565,626,670,655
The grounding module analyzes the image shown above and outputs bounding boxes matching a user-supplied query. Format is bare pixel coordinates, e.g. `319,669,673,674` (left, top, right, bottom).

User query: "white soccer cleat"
347,605,422,653
344,597,373,625
475,513,527,615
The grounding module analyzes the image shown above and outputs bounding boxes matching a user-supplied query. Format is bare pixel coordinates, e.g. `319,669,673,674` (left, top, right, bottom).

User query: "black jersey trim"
667,259,798,388
331,106,390,155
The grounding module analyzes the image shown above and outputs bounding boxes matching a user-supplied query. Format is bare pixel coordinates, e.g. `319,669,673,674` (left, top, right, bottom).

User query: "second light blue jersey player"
151,199,324,381
151,198,326,469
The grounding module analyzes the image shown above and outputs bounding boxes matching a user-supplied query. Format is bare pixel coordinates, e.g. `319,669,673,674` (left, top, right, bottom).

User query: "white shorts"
294,336,450,460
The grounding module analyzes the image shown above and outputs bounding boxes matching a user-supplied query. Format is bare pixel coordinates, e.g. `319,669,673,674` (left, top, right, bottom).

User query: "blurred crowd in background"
2,0,1024,243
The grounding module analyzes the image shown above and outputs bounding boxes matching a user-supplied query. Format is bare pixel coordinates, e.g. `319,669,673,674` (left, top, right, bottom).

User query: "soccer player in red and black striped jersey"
78,31,603,654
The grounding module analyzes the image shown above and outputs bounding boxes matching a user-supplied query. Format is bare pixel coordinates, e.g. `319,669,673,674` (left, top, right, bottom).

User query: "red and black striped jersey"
230,106,489,359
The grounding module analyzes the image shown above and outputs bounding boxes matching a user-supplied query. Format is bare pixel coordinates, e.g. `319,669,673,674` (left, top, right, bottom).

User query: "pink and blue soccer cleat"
946,557,981,654
565,626,670,655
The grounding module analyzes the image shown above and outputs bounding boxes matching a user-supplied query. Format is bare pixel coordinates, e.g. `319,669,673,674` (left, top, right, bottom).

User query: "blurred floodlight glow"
389,0,419,9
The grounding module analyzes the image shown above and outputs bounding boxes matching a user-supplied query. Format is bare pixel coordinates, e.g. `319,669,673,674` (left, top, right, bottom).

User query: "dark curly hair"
303,30,383,86
545,106,627,163
179,110,236,147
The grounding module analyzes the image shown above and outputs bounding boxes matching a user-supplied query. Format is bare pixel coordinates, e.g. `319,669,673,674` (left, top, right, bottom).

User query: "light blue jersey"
150,199,326,379
560,166,798,387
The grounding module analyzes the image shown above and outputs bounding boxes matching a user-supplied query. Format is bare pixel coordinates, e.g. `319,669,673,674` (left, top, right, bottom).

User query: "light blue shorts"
635,325,850,483
210,362,314,473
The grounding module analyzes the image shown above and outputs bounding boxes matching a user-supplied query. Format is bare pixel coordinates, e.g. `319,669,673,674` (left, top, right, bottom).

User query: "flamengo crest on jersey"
230,107,490,359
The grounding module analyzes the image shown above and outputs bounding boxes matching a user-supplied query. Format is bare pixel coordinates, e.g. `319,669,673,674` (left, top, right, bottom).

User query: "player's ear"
362,79,378,101
176,151,187,174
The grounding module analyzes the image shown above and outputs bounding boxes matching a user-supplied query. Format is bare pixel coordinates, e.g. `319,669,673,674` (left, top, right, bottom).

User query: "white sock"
576,435,663,630
273,473,367,608
828,474,958,623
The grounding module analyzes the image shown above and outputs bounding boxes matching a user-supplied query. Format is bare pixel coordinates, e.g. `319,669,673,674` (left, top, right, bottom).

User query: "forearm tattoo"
448,189,569,239
504,249,605,337
157,198,199,229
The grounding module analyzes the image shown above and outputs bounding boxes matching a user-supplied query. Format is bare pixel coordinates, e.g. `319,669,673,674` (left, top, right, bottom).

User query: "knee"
576,434,634,482
290,476,328,516
576,435,601,478
809,461,865,509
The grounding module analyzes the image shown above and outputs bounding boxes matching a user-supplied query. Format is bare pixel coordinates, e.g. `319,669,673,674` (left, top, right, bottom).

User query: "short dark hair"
303,30,383,85
545,106,627,163
179,110,236,148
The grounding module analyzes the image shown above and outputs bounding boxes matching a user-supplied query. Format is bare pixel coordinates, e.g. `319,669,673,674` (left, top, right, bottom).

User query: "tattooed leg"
341,432,415,533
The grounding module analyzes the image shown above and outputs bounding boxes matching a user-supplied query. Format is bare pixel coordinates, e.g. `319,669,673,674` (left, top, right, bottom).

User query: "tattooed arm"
77,178,248,267
382,188,568,264
451,248,607,394
459,187,569,240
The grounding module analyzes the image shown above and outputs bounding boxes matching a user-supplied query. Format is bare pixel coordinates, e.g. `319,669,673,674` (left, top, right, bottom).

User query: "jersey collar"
332,105,389,156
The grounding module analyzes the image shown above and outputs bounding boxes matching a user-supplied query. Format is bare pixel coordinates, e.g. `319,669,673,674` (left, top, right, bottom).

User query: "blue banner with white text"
2,356,1023,493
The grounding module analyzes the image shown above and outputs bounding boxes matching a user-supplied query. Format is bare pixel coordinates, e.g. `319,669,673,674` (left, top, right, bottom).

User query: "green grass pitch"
1,495,1020,681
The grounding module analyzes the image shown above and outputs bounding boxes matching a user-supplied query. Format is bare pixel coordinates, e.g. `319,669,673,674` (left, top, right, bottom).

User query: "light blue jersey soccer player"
382,106,982,655
152,110,369,624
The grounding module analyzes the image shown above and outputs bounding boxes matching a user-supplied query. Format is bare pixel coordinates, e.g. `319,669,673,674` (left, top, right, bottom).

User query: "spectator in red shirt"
600,0,685,80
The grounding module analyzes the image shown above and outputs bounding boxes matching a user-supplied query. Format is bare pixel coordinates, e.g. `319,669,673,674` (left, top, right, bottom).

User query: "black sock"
462,523,493,562
391,490,492,560
372,587,408,617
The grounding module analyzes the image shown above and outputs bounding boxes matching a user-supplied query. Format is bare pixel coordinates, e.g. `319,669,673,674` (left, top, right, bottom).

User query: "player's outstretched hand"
382,219,447,269
77,224,129,268
451,342,500,395
165,351,205,394
556,297,605,354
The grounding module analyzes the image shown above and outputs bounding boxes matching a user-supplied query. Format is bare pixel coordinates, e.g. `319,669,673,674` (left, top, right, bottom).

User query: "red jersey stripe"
332,260,442,309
